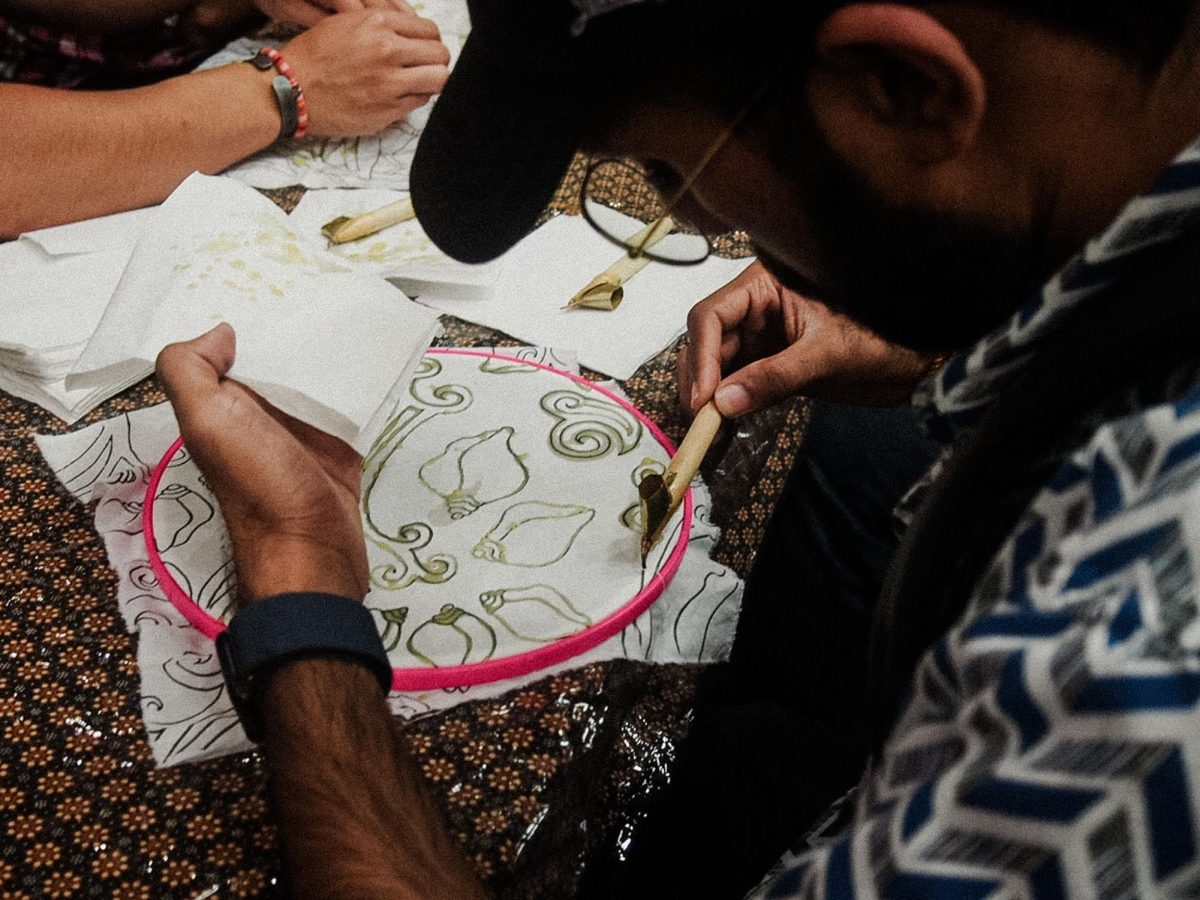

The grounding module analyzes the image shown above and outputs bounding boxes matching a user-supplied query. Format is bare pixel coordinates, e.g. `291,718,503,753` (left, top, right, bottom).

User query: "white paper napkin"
67,173,441,453
0,228,144,422
414,213,755,379
287,188,504,299
20,205,159,256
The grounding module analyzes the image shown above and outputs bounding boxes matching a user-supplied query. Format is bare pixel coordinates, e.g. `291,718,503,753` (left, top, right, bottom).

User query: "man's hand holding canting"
678,261,937,416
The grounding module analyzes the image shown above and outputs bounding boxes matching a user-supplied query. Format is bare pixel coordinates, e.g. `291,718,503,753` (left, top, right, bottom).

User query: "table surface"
0,157,806,898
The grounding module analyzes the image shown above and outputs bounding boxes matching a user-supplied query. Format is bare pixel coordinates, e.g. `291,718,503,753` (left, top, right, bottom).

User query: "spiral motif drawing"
539,389,643,461
367,521,457,592
409,357,473,411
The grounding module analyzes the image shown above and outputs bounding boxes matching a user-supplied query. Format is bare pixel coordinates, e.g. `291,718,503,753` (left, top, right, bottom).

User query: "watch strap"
268,74,299,143
218,593,392,742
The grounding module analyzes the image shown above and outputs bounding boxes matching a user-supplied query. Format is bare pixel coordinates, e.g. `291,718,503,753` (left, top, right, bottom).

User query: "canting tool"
638,401,723,563
321,198,415,245
566,215,676,310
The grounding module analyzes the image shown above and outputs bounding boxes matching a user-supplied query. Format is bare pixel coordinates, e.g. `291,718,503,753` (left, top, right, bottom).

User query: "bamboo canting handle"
321,198,416,245
664,401,722,500
566,215,677,310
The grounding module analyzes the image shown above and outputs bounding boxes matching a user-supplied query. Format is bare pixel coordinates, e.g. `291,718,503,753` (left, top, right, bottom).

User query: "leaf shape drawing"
418,427,529,519
405,604,497,667
150,483,215,552
479,585,592,643
472,501,594,568
540,390,643,460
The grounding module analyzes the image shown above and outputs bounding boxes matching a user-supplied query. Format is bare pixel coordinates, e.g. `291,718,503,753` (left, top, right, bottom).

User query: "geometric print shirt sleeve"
748,381,1200,900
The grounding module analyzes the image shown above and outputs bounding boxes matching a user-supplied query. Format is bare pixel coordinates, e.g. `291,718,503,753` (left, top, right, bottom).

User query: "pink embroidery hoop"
143,348,692,692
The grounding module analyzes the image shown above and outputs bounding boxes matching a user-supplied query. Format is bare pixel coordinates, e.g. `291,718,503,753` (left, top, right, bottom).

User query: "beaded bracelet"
250,47,309,141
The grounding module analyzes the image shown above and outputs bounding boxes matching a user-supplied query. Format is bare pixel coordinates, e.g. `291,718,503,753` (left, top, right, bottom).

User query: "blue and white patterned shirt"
750,139,1200,898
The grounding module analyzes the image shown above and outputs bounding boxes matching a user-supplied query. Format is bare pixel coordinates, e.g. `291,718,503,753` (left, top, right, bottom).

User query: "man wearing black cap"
155,0,1200,897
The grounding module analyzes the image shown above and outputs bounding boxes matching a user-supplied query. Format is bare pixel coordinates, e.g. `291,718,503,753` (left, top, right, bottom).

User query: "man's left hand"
156,324,369,605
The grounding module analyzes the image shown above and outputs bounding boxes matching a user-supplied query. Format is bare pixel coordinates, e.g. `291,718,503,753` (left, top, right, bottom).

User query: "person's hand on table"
678,260,938,416
155,323,368,605
278,8,450,136
255,0,415,27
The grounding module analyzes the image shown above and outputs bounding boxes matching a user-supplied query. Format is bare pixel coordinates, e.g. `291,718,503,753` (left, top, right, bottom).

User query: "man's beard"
760,122,1048,355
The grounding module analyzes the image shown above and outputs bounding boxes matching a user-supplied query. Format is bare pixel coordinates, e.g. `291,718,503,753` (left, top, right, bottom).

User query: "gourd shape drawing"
472,501,595,567
406,604,497,667
377,606,409,651
479,585,593,643
418,427,529,519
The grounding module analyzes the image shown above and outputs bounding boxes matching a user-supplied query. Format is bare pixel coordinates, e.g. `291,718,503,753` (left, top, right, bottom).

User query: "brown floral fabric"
0,159,806,897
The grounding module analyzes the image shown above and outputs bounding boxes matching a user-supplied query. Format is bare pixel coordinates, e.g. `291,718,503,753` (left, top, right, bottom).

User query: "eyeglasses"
579,73,776,266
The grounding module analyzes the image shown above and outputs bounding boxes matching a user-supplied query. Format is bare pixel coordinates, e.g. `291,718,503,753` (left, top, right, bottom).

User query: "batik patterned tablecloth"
0,162,807,898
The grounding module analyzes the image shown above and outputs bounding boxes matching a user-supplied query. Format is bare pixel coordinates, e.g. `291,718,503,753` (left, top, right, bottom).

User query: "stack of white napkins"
288,188,504,300
0,207,158,421
64,173,440,453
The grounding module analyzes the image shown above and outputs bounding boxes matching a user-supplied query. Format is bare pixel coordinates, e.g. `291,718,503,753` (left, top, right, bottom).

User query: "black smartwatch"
217,593,393,742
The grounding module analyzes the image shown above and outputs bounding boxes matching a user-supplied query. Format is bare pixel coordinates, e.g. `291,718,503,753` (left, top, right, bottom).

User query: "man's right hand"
280,9,450,138
678,261,937,417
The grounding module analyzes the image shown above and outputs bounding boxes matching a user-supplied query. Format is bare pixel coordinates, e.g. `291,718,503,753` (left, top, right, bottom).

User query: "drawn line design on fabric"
540,389,644,460
109,483,214,549
478,348,574,374
194,559,237,623
621,509,688,660
674,569,741,662
479,585,593,643
134,348,696,705
472,500,595,568
375,606,410,652
130,559,192,599
365,522,455,593
143,650,241,763
284,127,420,184
418,427,530,519
362,357,473,590
56,414,163,499
405,603,498,668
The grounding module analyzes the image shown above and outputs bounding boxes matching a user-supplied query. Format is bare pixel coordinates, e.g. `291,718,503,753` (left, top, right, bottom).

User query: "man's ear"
809,4,986,170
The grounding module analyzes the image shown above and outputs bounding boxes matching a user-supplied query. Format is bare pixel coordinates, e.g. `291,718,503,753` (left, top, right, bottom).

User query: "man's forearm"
0,62,278,236
261,658,489,900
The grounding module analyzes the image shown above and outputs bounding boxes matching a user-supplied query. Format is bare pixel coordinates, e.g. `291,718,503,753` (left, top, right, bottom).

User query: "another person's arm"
156,325,487,900
678,260,938,416
0,8,449,236
0,0,412,33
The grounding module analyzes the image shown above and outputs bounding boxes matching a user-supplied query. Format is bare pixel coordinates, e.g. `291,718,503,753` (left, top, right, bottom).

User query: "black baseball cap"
410,0,738,263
